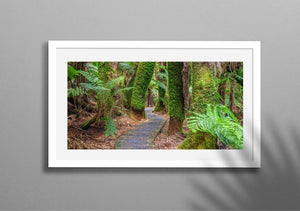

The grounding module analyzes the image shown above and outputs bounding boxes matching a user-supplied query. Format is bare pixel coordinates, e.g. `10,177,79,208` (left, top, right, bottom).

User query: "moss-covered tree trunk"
124,62,138,108
182,62,191,111
167,62,185,135
130,62,155,120
179,62,218,149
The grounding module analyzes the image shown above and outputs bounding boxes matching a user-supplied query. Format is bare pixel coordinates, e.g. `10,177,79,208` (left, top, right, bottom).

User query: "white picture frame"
48,41,261,168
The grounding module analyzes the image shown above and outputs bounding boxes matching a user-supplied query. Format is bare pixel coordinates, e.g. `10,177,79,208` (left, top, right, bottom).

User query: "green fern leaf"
187,104,243,149
104,116,118,137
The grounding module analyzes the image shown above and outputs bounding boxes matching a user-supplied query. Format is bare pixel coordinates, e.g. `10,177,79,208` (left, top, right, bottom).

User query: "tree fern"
68,87,86,97
105,76,124,90
85,63,98,72
187,104,243,149
104,115,117,137
80,82,109,95
78,70,100,86
119,62,135,74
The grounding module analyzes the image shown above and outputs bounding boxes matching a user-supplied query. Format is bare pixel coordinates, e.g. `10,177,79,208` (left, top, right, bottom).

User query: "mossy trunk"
182,62,191,110
179,62,218,149
124,62,138,108
167,62,185,135
130,62,155,120
124,74,135,108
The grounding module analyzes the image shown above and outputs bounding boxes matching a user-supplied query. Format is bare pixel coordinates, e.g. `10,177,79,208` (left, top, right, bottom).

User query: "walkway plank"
114,107,166,149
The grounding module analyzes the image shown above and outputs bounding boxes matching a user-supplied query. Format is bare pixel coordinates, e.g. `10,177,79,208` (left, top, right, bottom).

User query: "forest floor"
153,111,188,149
67,108,187,150
68,112,148,149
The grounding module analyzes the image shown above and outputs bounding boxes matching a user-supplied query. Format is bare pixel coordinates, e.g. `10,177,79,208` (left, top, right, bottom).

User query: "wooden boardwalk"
114,107,166,149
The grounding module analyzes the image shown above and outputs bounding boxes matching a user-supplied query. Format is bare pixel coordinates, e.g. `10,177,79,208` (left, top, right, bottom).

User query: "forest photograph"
67,61,243,150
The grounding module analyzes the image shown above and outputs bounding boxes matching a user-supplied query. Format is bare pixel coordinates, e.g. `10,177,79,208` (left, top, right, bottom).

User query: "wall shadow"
186,114,300,210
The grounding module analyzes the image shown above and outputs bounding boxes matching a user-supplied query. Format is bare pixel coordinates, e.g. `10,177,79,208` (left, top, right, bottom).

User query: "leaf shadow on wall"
186,114,300,210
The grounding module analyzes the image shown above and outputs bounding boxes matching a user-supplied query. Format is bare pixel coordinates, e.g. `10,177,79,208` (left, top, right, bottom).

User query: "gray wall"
0,0,299,210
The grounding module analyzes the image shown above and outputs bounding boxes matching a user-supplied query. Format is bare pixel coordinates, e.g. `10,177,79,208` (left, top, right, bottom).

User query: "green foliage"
102,62,117,82
119,62,135,75
80,82,109,94
104,115,118,137
106,76,124,91
187,104,243,149
68,65,79,80
78,69,101,86
85,63,99,72
78,67,110,97
154,63,168,112
113,106,128,116
124,74,135,108
87,62,103,81
156,72,168,81
68,87,86,97
78,64,122,130
131,62,156,112
167,62,185,120
234,67,243,86
80,65,128,109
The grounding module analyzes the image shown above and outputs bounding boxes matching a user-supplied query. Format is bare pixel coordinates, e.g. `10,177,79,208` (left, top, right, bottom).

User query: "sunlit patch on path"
115,107,166,149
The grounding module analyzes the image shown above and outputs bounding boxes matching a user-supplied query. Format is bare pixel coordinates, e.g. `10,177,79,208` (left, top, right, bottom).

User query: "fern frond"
158,82,167,91
115,87,134,95
104,76,124,90
119,62,134,74
187,105,243,149
68,87,86,97
85,63,98,71
78,70,93,83
156,72,168,82
104,116,118,137
220,105,240,124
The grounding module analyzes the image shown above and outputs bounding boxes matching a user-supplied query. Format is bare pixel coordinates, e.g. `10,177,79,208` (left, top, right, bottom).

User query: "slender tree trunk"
167,62,185,135
110,62,119,72
146,89,151,107
229,79,236,112
154,62,167,112
179,62,218,149
124,62,138,108
130,62,156,120
182,62,191,111
218,81,226,105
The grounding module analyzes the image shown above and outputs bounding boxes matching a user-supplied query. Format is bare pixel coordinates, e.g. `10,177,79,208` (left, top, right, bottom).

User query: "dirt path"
114,107,167,149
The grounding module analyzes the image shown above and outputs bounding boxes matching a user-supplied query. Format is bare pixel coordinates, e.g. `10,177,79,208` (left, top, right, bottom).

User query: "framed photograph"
48,41,260,168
